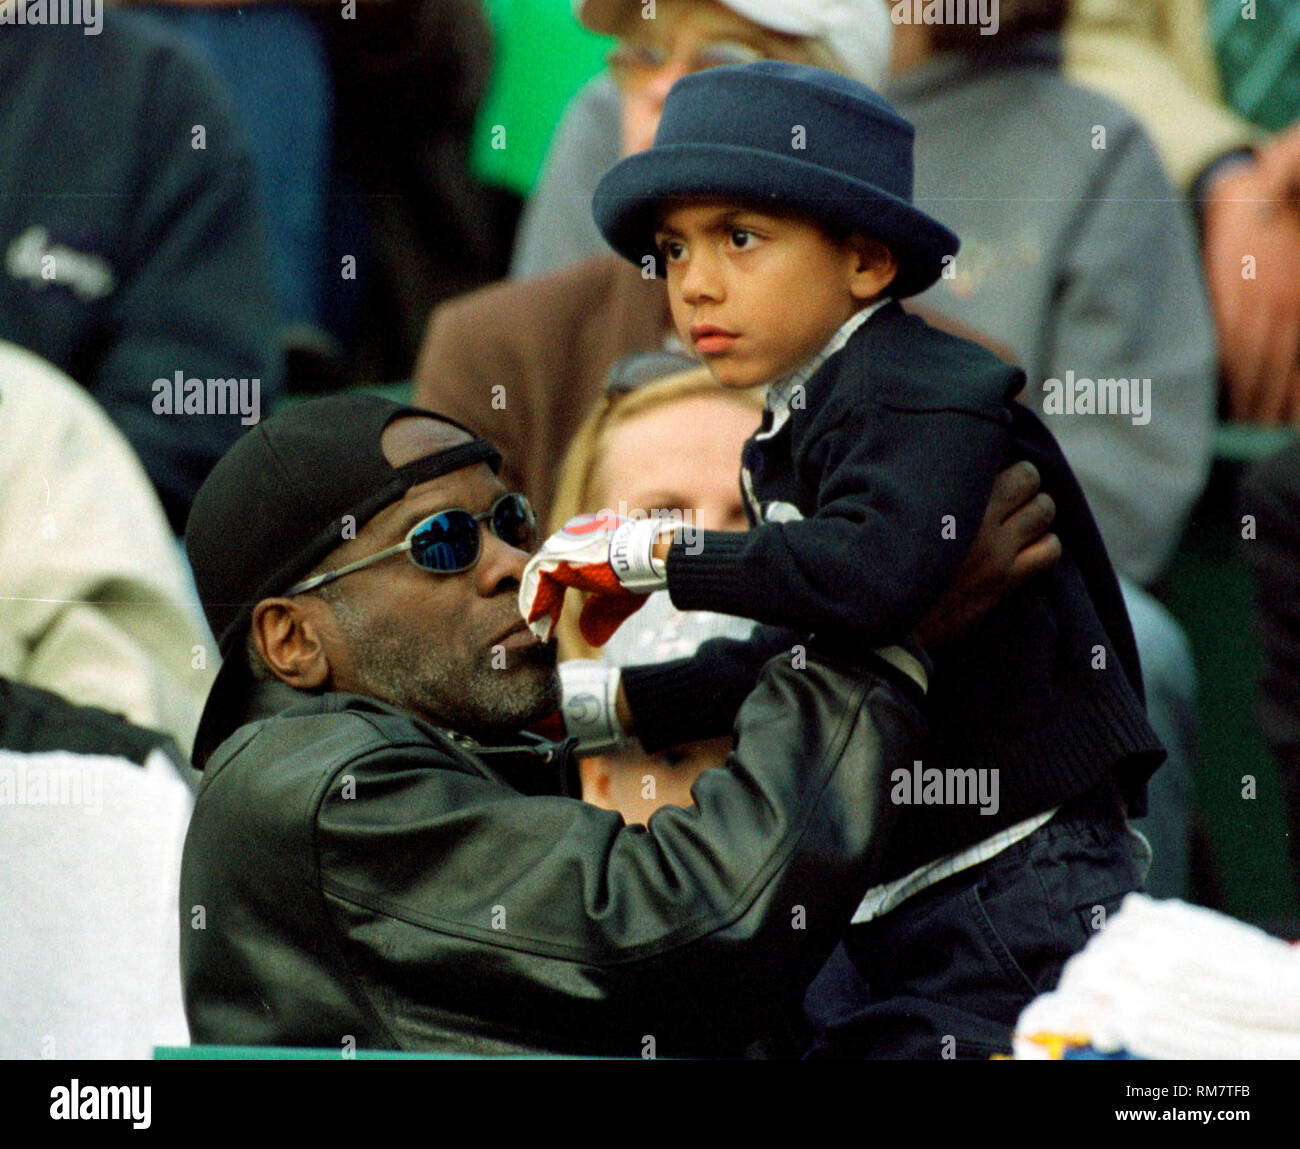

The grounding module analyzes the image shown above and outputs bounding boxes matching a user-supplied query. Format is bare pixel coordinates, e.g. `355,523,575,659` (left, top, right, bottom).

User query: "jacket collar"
760,297,893,441
218,677,581,798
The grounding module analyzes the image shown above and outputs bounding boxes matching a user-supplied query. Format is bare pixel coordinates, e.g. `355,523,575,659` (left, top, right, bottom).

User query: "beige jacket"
1066,0,1258,190
0,342,216,754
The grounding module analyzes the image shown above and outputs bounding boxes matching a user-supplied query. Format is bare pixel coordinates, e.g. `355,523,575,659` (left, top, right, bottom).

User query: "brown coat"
413,254,670,525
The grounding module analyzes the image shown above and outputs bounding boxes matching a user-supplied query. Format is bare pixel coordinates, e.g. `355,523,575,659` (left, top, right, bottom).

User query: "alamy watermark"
1042,370,1152,426
595,501,704,556
891,0,999,37
891,759,1000,816
49,1080,150,1129
0,0,102,35
0,759,102,813
152,371,261,426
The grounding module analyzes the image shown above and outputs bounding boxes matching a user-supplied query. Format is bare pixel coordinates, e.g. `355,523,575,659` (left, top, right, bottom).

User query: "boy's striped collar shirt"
758,295,893,442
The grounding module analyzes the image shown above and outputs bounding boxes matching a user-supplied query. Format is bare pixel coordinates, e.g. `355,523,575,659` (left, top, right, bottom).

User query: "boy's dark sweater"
622,301,1164,884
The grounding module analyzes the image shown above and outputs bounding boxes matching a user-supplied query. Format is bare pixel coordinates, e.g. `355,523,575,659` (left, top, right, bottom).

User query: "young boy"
521,61,1164,1058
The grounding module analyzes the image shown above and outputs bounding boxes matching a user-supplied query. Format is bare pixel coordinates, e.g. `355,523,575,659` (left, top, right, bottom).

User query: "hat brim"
593,143,958,298
191,648,255,770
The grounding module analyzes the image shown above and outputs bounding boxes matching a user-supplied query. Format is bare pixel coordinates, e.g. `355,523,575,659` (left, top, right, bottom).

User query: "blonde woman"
544,354,764,823
548,356,763,660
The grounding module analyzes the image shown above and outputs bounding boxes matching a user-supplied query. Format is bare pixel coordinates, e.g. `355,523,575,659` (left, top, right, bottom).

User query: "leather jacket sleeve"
315,654,923,1057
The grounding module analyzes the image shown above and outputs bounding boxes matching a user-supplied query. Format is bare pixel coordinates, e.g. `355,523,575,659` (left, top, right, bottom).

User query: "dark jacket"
180,654,924,1057
630,302,1163,882
0,15,280,530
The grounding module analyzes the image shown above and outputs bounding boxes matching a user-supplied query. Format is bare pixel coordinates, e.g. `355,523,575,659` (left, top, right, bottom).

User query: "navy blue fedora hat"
593,61,959,298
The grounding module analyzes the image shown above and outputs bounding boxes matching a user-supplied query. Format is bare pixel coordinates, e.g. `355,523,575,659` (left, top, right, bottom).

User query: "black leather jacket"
180,654,924,1057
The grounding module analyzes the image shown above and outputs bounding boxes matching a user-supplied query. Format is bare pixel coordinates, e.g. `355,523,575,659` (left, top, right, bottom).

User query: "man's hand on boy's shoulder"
915,461,1061,650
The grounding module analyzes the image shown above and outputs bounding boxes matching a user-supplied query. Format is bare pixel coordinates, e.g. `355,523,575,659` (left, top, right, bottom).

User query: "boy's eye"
656,237,686,262
729,229,757,250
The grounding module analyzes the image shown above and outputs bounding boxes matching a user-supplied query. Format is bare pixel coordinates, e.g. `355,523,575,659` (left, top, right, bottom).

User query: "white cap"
575,0,893,88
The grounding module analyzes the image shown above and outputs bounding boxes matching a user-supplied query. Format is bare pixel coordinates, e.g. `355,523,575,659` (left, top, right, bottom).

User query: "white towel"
1014,893,1300,1059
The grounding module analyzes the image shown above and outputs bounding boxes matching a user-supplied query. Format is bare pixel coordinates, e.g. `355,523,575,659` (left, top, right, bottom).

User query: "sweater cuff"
620,627,794,752
665,529,754,612
620,658,743,751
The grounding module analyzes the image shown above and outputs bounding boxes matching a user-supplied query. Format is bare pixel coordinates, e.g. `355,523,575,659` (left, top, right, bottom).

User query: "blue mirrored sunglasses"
284,493,537,596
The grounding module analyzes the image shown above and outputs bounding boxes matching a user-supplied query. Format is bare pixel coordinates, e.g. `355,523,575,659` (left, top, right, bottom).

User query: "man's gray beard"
327,593,560,739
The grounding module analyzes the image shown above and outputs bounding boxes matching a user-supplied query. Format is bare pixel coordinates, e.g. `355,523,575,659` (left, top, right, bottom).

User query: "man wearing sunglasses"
179,392,917,1056
179,393,1053,1057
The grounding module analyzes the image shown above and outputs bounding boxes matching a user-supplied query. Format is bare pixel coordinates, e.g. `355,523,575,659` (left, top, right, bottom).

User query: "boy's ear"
846,235,899,300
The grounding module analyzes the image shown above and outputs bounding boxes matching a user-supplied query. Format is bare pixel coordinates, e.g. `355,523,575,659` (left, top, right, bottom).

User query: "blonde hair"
549,366,764,660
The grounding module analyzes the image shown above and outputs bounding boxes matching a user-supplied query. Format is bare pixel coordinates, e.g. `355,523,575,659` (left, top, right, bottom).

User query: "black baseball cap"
184,393,501,767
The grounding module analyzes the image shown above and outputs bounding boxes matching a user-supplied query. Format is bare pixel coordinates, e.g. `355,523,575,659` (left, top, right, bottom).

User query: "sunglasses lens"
405,496,535,574
493,494,537,550
409,511,481,572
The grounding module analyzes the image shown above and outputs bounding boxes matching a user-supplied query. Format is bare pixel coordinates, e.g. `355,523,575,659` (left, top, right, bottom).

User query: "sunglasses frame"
284,493,536,597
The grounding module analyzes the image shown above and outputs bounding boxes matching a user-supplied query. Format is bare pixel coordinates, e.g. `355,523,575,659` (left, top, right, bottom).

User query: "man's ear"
847,235,899,301
251,597,333,690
